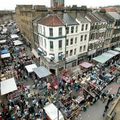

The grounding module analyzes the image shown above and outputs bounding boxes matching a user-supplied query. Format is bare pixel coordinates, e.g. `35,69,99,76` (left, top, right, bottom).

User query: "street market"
0,20,120,120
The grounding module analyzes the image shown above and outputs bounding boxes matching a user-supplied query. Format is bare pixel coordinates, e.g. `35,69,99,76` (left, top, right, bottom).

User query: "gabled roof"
86,12,100,23
107,12,120,20
76,12,90,23
62,13,79,25
93,12,106,22
38,14,64,26
97,12,114,23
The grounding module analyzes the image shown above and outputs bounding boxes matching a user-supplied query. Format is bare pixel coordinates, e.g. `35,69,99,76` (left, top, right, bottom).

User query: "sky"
0,0,120,10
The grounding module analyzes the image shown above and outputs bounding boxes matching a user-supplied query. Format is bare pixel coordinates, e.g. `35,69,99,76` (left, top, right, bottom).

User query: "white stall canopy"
10,34,19,39
1,78,17,95
44,103,64,120
1,53,11,58
33,66,51,78
13,40,23,46
25,64,37,73
0,40,6,44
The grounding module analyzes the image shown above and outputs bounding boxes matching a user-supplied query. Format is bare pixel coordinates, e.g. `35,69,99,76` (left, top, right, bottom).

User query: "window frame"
49,28,53,37
59,40,62,49
70,38,73,45
59,27,62,36
50,41,53,49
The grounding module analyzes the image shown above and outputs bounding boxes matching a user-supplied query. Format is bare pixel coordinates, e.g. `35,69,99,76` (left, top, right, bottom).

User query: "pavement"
78,80,120,120
80,100,107,120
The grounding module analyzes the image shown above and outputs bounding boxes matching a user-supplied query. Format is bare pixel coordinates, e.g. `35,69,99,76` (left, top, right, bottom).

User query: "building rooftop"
85,12,100,23
38,14,64,27
62,13,79,25
77,12,90,23
107,12,120,20
93,12,107,22
104,7,116,12
97,12,114,23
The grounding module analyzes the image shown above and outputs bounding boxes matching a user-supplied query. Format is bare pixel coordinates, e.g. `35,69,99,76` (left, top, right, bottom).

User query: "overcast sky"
0,0,120,10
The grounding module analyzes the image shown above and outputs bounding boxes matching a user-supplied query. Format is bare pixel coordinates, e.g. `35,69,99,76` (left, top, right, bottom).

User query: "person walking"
103,104,109,117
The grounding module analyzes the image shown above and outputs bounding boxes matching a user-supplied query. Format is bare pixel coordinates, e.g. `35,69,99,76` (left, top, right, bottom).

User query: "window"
66,27,69,34
49,28,53,37
41,37,43,46
71,26,74,33
74,48,76,55
44,39,46,48
85,24,88,30
80,35,83,42
76,26,78,33
39,25,42,34
79,46,82,52
66,39,69,46
70,50,73,56
75,37,77,44
84,35,87,41
70,38,73,45
50,41,53,49
66,51,68,57
59,40,62,49
43,27,45,35
59,27,62,36
81,24,84,31
83,45,86,51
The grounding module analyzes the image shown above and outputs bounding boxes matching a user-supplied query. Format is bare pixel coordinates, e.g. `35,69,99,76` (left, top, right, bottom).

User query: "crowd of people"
0,20,120,120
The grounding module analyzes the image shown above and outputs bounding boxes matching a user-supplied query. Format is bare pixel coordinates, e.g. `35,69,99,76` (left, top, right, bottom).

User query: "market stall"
107,50,120,56
92,52,114,64
13,40,23,46
114,47,120,52
0,39,6,44
1,53,11,58
10,34,19,40
25,63,37,73
1,77,17,95
33,66,51,79
44,103,64,120
80,62,94,73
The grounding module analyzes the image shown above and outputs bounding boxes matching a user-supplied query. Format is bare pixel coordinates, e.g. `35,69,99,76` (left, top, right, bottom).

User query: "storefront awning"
107,50,120,55
93,52,114,64
80,62,93,69
25,64,37,73
31,48,39,59
114,47,120,52
33,66,51,78
1,78,17,95
102,52,115,58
